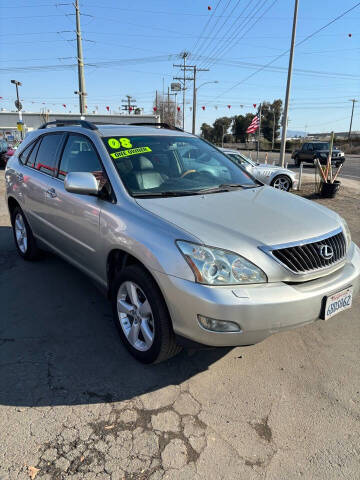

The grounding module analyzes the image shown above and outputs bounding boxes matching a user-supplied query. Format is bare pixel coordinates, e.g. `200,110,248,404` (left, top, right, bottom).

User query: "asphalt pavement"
242,151,360,181
1,172,360,480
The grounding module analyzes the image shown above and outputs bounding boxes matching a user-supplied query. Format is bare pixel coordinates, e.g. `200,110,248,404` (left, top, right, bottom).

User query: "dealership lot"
1,173,360,479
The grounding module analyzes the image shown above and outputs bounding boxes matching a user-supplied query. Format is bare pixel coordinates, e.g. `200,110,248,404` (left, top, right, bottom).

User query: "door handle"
46,188,57,198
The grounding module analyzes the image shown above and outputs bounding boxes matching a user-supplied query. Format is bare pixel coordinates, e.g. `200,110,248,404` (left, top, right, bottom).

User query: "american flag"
246,114,260,134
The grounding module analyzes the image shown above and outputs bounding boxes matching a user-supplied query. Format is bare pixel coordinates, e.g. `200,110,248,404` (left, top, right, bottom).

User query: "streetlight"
11,79,23,139
192,80,219,135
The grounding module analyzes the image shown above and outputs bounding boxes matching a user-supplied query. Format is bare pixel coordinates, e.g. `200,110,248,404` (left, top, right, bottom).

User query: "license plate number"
323,287,353,320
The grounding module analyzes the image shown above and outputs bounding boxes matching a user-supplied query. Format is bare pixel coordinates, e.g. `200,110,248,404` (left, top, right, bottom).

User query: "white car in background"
221,148,297,191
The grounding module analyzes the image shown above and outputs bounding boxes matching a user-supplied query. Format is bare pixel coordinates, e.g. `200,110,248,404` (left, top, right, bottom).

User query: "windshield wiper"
133,190,203,198
197,183,258,194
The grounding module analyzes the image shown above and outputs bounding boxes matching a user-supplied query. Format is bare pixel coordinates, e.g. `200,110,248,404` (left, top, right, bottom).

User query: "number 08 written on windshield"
108,138,132,149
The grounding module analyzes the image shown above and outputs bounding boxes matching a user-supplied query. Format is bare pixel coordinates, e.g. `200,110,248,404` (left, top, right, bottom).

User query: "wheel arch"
106,249,164,298
7,196,21,218
271,173,292,189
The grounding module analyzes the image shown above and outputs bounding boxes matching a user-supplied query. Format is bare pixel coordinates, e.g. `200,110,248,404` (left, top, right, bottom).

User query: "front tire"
111,265,182,364
11,206,40,260
271,175,292,191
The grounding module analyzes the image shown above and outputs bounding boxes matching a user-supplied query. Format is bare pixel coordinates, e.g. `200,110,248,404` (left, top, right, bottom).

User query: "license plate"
322,286,353,320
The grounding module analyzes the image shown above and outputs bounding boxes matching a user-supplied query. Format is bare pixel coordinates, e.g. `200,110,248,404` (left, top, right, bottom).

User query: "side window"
58,135,104,185
302,144,307,151
26,140,41,168
34,134,64,175
19,142,35,165
308,144,313,151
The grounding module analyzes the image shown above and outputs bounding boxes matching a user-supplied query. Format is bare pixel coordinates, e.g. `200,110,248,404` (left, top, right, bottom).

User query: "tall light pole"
279,0,299,167
11,79,23,139
348,99,358,153
192,80,218,135
74,0,87,116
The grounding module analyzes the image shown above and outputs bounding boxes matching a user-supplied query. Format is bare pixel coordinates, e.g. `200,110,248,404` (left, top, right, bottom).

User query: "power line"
190,0,223,55
200,0,280,70
215,1,360,99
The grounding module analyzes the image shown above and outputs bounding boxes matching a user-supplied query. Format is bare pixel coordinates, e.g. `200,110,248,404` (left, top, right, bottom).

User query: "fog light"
197,315,241,332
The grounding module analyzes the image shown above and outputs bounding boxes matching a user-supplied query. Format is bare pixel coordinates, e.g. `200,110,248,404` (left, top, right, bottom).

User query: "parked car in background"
1,146,16,168
291,142,345,167
5,120,359,363
221,148,297,191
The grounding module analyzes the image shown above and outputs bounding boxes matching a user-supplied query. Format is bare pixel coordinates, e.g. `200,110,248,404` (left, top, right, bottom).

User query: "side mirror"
64,172,99,195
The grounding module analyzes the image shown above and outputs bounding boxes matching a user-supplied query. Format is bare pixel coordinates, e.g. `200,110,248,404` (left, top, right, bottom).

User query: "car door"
20,133,66,239
43,133,109,281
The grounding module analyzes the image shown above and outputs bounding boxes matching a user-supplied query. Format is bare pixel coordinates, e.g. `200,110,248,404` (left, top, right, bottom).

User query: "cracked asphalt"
1,172,360,480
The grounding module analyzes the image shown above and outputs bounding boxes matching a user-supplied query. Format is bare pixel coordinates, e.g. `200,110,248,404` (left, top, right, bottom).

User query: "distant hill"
286,130,307,138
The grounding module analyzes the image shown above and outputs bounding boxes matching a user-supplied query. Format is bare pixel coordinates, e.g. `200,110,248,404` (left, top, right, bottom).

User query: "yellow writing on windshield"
108,137,133,149
110,146,152,159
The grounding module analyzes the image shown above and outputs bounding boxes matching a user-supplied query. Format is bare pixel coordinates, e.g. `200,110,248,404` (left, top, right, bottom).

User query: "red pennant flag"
62,104,66,108
208,6,211,10
227,105,231,109
348,33,352,37
253,104,257,108
153,106,157,112
177,106,181,112
202,106,206,110
129,107,133,112
106,106,110,112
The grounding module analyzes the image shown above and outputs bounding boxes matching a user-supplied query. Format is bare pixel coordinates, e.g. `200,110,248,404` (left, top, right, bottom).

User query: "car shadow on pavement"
0,226,230,407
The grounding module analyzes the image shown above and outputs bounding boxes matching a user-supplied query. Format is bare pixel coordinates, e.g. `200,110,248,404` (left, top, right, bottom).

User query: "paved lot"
235,150,360,180
1,171,360,480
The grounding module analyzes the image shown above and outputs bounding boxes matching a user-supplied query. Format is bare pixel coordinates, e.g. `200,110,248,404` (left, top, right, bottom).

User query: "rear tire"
294,155,300,167
111,264,182,364
11,206,40,260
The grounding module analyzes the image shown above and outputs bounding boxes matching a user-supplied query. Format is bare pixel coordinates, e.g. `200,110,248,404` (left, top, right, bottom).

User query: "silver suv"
5,120,360,363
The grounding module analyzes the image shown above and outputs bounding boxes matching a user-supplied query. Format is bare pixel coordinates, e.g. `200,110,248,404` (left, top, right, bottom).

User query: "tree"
212,117,233,144
154,94,181,127
200,123,214,142
260,99,282,144
232,113,255,142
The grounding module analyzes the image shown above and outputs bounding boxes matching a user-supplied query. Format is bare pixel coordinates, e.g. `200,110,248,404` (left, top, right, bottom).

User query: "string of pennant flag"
1,96,259,113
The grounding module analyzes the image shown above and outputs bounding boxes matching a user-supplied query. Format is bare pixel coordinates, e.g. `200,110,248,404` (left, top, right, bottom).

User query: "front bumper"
153,243,360,347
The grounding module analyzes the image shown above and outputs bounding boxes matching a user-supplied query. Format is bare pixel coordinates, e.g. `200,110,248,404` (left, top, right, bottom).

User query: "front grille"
270,231,346,273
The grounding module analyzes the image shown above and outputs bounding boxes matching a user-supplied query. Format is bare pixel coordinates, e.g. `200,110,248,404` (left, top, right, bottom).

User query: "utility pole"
121,95,137,114
173,52,190,129
279,0,299,167
11,79,23,139
74,0,87,116
257,103,262,161
348,99,358,152
192,67,197,135
173,56,209,132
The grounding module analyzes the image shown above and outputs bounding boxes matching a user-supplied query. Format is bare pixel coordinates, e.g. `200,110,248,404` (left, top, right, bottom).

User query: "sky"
0,0,359,134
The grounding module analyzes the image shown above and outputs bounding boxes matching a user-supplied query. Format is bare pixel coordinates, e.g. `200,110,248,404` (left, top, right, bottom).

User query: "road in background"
239,151,360,181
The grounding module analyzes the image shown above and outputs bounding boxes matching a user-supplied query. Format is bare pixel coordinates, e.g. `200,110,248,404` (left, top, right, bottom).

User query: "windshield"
227,152,256,167
102,135,259,197
313,143,330,150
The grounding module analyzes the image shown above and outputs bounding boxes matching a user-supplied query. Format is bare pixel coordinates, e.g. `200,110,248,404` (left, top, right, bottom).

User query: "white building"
0,111,160,141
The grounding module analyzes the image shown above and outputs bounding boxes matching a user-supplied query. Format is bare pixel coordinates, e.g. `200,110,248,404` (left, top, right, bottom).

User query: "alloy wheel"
14,213,28,253
272,176,290,191
116,281,155,351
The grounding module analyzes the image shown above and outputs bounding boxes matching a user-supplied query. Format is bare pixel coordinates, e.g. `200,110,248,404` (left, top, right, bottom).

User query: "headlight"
176,241,267,285
341,219,351,249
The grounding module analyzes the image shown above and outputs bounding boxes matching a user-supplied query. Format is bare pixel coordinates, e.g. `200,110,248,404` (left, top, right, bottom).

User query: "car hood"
136,186,341,254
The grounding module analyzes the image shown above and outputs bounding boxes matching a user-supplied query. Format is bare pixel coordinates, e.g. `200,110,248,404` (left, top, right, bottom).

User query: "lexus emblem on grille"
319,244,334,260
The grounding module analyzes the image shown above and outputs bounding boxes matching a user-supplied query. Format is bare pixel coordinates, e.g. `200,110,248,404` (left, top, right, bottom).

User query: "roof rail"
129,122,184,132
38,119,98,130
